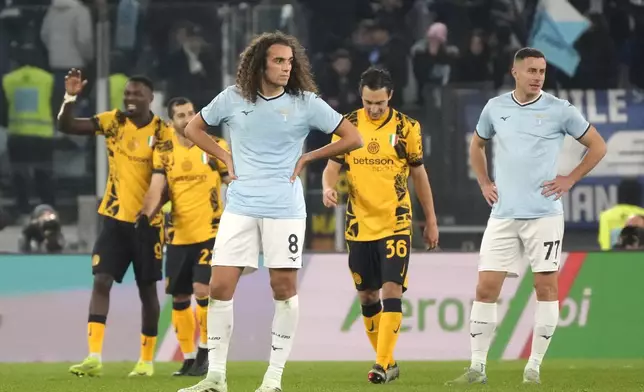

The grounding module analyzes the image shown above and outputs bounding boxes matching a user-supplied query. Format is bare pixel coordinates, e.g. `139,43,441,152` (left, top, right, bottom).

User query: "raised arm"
57,69,99,135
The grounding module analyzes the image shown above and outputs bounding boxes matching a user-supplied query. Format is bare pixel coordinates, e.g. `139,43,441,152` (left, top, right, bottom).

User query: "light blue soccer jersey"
476,91,590,219
200,86,342,219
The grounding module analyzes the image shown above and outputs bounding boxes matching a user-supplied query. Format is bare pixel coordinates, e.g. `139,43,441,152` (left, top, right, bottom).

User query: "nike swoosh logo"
368,320,375,332
393,324,401,334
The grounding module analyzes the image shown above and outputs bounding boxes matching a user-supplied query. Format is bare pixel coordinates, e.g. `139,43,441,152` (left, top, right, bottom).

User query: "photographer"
18,204,65,253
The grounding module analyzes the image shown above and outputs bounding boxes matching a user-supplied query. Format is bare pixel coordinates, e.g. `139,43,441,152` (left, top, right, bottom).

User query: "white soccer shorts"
211,211,306,273
478,214,564,277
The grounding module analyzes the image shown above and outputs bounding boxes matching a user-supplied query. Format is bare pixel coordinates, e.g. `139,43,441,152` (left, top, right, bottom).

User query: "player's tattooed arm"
140,173,168,219
56,68,99,135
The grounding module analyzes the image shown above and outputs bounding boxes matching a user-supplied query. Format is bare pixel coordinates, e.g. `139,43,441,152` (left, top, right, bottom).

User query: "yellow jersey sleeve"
406,120,424,167
213,137,230,176
92,110,120,137
329,133,345,164
152,147,165,173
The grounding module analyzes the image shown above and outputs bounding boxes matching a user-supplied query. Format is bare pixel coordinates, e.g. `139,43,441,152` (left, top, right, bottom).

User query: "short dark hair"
359,66,394,94
128,75,154,92
166,97,192,119
514,47,545,62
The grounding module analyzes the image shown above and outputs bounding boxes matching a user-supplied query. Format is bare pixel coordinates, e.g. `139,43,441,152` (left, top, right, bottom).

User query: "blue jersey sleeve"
561,101,590,139
307,93,343,134
200,87,232,127
476,100,495,140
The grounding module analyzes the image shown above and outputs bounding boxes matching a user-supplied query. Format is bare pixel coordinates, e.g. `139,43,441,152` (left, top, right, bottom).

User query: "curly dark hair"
236,31,318,103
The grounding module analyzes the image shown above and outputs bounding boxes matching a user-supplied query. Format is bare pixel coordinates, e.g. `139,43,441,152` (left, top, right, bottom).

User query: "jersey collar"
511,90,542,107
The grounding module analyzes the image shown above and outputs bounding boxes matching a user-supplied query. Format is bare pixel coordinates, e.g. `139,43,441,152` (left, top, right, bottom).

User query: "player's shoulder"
393,108,420,129
95,109,126,126
343,108,362,125
539,91,572,109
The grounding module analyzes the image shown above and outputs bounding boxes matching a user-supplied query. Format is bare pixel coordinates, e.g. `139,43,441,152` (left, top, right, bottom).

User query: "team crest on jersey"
127,137,139,151
278,108,288,122
535,114,547,126
182,158,193,172
367,138,380,154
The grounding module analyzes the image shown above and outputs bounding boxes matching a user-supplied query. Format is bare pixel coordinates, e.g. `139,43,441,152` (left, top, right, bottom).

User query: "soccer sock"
196,296,209,349
88,314,106,361
140,326,158,363
361,301,382,353
207,298,234,380
264,295,300,388
375,298,403,369
527,300,559,370
469,301,497,373
172,300,196,360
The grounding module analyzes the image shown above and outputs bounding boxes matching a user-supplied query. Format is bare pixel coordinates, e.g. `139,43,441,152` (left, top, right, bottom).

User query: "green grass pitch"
1,360,643,391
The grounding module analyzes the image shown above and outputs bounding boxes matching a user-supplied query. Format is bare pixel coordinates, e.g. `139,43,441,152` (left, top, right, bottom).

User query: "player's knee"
358,290,380,305
192,282,209,299
173,294,192,304
533,272,558,300
475,281,502,302
138,283,159,306
381,282,403,299
269,269,297,300
209,266,241,300
92,273,114,296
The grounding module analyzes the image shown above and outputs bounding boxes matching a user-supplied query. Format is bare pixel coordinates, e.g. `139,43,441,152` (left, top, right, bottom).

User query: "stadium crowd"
0,0,643,252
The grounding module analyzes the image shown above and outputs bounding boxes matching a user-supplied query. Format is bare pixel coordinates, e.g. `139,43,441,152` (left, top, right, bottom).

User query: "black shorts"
347,234,411,293
165,238,215,296
92,216,163,284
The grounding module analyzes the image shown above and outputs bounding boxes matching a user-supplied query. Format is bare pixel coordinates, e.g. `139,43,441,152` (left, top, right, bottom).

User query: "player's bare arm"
542,125,607,200
56,68,98,135
185,114,236,179
321,160,343,207
140,173,168,219
409,164,439,249
469,132,498,206
291,118,363,181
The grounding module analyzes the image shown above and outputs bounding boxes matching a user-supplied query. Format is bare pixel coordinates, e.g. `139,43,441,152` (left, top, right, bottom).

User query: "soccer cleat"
255,386,282,392
386,362,400,383
188,348,208,376
128,360,154,377
173,359,195,376
367,364,387,384
178,377,228,392
69,356,103,377
445,367,488,385
523,368,541,384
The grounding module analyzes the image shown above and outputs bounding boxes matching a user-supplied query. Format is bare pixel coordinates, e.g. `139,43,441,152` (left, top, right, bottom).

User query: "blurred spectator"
411,22,458,105
453,29,491,83
18,204,65,253
318,49,360,114
560,13,618,89
40,0,94,114
160,24,219,111
365,21,408,107
598,179,644,250
1,48,55,220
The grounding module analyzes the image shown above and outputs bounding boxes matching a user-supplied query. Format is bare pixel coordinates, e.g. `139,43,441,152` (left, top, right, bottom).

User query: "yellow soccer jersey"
93,109,172,225
153,131,229,245
331,108,424,242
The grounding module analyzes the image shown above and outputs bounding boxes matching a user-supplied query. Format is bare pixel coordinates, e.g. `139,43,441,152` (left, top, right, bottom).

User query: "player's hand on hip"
223,154,237,180
290,153,311,183
65,68,87,96
480,181,498,206
322,188,338,208
541,175,574,200
424,220,439,250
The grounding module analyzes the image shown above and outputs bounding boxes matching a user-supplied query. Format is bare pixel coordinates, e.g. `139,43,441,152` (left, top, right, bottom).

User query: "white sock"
263,295,300,388
206,299,234,381
469,301,497,373
88,353,102,362
527,300,559,371
183,351,196,360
